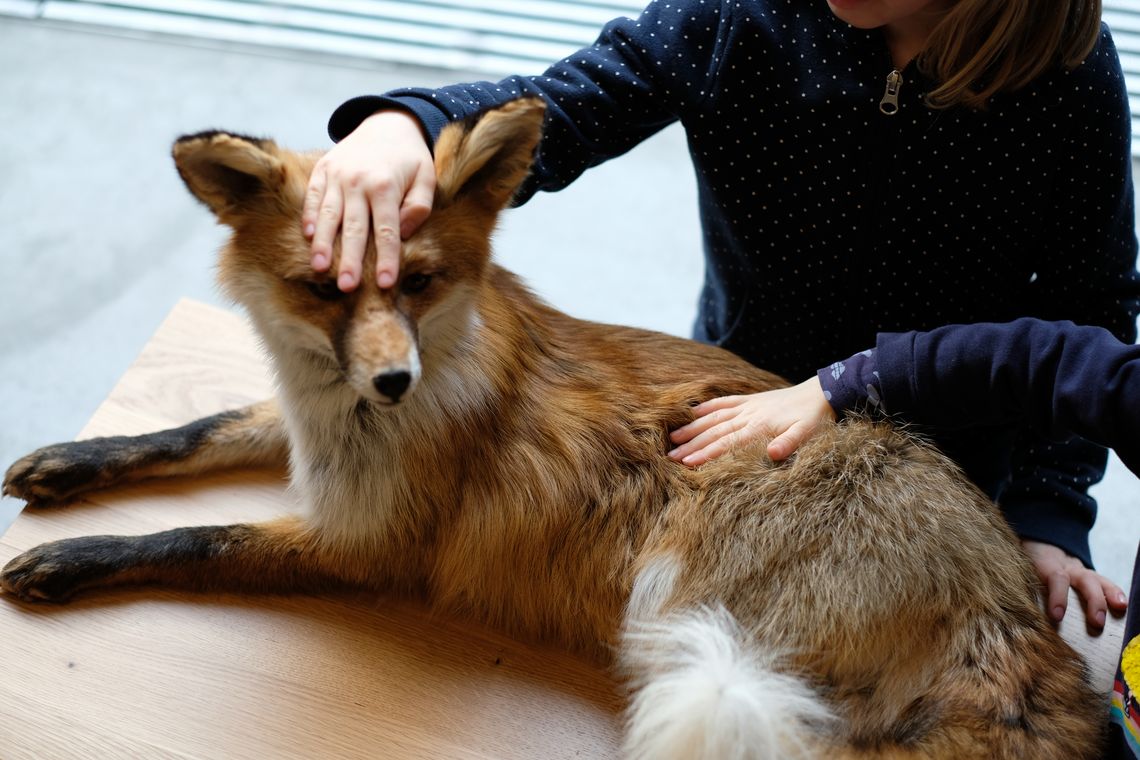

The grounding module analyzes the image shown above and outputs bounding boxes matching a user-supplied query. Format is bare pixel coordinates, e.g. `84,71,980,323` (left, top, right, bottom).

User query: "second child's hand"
1022,539,1127,630
668,377,836,466
302,110,436,291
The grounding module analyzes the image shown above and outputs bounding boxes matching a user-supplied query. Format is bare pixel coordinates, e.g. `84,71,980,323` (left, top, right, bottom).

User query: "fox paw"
2,545,81,602
0,536,123,603
3,440,120,507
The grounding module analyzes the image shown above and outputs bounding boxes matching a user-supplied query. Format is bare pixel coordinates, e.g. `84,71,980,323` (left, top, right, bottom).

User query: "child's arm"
304,0,731,291
871,319,1140,477
672,318,1140,474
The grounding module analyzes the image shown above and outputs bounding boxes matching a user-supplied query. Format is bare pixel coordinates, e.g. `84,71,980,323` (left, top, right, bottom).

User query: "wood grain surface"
0,299,1124,759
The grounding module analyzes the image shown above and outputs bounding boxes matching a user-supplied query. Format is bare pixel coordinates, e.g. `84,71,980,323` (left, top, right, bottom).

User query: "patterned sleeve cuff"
816,348,882,418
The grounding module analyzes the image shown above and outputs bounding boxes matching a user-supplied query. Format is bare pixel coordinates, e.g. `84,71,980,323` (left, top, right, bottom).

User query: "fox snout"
341,308,422,407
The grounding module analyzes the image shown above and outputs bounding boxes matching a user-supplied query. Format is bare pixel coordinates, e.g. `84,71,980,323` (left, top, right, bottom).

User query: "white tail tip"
622,606,831,760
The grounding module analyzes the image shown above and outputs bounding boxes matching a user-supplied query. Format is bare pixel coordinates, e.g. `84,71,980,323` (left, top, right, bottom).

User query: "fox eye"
401,273,433,295
306,279,344,301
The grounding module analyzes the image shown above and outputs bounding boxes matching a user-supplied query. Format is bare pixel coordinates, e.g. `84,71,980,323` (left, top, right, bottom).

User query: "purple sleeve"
816,349,881,417
874,319,1140,479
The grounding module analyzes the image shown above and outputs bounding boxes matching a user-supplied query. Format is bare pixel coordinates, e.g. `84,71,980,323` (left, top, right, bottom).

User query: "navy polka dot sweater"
328,0,1140,567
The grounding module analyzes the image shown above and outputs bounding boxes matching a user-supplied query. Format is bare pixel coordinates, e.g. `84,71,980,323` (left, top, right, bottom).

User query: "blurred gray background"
0,3,1138,593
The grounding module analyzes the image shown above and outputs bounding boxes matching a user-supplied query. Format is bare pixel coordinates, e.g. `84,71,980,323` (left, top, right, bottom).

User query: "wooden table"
0,299,1125,758
0,300,622,760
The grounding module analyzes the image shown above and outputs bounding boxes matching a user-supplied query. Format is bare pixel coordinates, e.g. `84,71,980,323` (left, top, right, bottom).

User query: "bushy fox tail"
620,606,831,760
619,602,1102,760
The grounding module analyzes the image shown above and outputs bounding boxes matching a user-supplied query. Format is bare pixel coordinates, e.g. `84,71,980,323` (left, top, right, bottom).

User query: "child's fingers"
368,188,402,290
691,395,745,416
678,436,734,467
766,420,811,462
668,419,741,462
399,162,436,239
669,405,739,444
1043,569,1070,623
310,183,344,281
668,416,711,446
666,429,717,462
1071,570,1109,629
1107,580,1129,611
303,164,327,252
338,192,370,291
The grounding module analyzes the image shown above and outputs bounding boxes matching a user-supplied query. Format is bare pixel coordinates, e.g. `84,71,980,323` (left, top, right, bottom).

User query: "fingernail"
1052,606,1065,621
1096,610,1106,627
303,223,315,238
667,448,679,459
377,271,396,289
338,271,355,291
1120,592,1128,605
312,253,328,270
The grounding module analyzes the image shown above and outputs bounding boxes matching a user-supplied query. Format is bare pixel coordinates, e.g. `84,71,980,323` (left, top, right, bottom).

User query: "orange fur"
1,98,1100,758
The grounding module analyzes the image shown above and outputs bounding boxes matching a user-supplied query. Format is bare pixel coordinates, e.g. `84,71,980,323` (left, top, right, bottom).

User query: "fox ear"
172,131,286,219
433,97,546,211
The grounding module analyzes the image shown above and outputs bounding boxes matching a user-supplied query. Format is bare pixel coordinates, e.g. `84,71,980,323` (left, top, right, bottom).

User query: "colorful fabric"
1109,552,1140,758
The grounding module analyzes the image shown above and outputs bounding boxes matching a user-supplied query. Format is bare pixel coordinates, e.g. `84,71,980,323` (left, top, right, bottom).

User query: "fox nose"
373,370,412,403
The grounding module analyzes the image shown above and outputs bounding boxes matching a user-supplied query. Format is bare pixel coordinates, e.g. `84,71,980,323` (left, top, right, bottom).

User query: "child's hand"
668,377,837,466
302,110,435,292
1022,539,1127,629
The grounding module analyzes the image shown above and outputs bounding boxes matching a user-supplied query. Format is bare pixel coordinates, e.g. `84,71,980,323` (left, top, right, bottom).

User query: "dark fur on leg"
0,517,347,602
3,401,286,507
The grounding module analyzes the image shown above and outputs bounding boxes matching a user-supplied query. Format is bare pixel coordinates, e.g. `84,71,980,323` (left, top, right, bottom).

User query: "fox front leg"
2,400,287,507
0,517,346,603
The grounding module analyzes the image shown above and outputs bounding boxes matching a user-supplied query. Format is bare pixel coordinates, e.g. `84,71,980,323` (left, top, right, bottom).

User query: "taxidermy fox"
2,98,1099,758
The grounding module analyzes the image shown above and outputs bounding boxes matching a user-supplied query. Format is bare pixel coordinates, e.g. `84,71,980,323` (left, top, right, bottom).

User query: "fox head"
172,98,544,407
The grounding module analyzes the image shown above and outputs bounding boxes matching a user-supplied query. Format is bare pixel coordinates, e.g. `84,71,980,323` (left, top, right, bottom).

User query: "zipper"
879,69,903,115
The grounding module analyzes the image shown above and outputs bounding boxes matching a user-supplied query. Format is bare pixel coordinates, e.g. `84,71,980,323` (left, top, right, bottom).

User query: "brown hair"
921,0,1103,109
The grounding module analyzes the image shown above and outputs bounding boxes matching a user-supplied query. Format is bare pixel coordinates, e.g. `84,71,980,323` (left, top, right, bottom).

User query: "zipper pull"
879,69,903,115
